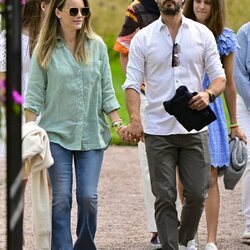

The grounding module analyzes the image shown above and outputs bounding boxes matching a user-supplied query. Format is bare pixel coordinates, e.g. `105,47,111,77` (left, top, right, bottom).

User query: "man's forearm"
125,88,141,123
208,76,226,97
25,109,37,123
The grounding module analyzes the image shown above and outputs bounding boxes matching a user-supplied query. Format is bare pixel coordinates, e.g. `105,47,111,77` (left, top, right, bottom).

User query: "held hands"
113,119,144,144
122,122,144,144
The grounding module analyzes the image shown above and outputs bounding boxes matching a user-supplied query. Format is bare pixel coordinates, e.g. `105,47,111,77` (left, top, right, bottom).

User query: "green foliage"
90,0,250,37
225,0,250,31
90,0,130,38
109,51,130,145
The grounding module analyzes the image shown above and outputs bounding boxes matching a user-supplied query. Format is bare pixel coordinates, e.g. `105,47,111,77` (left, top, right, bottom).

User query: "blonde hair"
36,0,98,69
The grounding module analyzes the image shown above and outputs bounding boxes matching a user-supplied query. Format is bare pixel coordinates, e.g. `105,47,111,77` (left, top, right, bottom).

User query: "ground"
0,145,250,249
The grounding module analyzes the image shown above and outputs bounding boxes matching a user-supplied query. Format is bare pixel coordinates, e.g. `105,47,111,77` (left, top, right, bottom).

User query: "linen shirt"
234,22,250,111
25,37,120,151
123,16,225,135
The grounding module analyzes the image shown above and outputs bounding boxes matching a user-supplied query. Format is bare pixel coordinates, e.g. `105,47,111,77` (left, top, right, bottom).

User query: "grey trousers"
144,131,210,250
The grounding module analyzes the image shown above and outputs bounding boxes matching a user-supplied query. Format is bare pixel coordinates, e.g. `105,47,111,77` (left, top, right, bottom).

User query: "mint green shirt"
24,37,120,151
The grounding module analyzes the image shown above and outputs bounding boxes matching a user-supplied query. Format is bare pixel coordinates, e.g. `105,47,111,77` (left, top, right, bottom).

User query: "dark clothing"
113,0,160,54
140,0,160,16
163,85,217,131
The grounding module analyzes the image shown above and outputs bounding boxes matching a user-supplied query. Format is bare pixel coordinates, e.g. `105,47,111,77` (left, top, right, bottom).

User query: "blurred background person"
234,21,250,240
183,1,246,249
113,0,161,248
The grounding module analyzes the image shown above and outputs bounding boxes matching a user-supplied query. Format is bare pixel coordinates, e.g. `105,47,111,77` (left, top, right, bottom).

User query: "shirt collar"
56,36,64,48
156,14,189,32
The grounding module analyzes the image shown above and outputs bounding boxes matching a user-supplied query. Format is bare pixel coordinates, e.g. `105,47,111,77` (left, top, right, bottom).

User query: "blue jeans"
48,143,104,250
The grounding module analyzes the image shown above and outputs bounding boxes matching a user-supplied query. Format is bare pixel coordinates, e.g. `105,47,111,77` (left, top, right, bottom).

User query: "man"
122,0,226,249
234,22,250,240
113,1,161,249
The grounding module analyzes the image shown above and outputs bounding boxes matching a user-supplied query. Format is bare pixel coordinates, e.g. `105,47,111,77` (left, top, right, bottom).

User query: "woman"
24,0,125,249
183,1,247,250
234,22,250,240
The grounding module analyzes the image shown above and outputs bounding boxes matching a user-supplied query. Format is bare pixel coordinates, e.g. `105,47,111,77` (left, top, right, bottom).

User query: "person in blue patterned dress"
183,1,247,250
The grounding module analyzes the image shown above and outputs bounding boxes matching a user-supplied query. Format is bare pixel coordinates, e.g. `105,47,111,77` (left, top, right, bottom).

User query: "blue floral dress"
203,28,238,167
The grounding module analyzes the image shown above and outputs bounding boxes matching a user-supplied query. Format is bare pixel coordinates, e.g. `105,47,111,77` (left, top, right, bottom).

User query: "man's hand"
122,120,144,144
188,91,210,111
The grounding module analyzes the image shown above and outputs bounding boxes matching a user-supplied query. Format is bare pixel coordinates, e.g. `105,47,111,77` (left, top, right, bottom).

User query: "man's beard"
158,0,182,16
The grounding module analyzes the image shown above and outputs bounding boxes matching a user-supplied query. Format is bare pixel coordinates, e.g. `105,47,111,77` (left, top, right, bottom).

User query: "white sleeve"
122,31,145,93
204,29,225,81
0,30,6,72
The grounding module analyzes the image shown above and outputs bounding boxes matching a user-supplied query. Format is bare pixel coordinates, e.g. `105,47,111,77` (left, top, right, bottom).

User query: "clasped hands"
117,121,144,144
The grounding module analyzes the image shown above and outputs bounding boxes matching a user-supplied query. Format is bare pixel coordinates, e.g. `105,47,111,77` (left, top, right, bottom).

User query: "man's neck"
161,12,182,42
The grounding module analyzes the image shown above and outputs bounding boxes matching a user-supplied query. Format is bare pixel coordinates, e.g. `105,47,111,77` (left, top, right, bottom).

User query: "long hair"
36,0,98,69
183,0,225,37
22,0,51,55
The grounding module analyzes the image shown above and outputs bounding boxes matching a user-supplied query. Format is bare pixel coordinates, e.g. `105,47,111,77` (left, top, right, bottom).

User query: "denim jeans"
48,143,104,250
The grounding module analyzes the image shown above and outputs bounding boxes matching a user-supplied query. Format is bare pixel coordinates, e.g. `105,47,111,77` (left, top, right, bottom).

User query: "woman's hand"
230,126,247,144
121,121,144,144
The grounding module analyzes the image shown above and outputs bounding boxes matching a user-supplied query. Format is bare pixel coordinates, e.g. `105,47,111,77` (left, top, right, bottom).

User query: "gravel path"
0,145,250,249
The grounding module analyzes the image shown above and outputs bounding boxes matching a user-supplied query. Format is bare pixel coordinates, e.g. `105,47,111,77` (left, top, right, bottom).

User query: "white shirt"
0,30,30,155
0,30,30,97
123,16,225,135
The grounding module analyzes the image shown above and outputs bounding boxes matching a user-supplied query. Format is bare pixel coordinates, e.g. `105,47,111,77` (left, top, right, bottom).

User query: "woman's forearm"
25,109,37,123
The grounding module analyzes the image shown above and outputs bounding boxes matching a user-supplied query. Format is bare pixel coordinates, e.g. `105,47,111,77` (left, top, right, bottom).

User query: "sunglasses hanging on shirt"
172,43,181,68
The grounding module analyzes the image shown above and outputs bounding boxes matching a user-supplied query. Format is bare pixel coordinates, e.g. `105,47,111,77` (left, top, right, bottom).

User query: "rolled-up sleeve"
204,31,226,81
100,42,120,114
122,32,145,93
24,53,47,115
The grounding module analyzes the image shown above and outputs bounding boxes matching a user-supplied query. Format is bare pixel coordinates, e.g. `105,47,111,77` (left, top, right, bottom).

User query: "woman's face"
56,0,89,33
193,0,212,24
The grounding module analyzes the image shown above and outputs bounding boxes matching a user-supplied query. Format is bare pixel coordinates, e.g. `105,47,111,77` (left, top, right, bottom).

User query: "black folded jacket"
163,85,217,131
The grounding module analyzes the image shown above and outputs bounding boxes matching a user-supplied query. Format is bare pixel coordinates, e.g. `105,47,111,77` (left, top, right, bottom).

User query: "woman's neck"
63,31,77,53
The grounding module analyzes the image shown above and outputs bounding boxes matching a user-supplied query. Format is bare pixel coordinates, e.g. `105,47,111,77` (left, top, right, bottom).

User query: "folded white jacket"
22,121,54,250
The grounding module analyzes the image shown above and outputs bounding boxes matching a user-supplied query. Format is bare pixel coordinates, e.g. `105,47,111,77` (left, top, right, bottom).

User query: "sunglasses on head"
61,7,90,17
172,43,181,68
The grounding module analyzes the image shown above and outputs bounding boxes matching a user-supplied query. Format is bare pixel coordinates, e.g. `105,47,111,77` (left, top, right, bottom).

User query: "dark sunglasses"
62,7,90,17
172,43,181,68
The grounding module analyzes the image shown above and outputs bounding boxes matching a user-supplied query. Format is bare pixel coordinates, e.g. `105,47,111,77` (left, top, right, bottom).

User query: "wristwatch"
206,89,216,103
